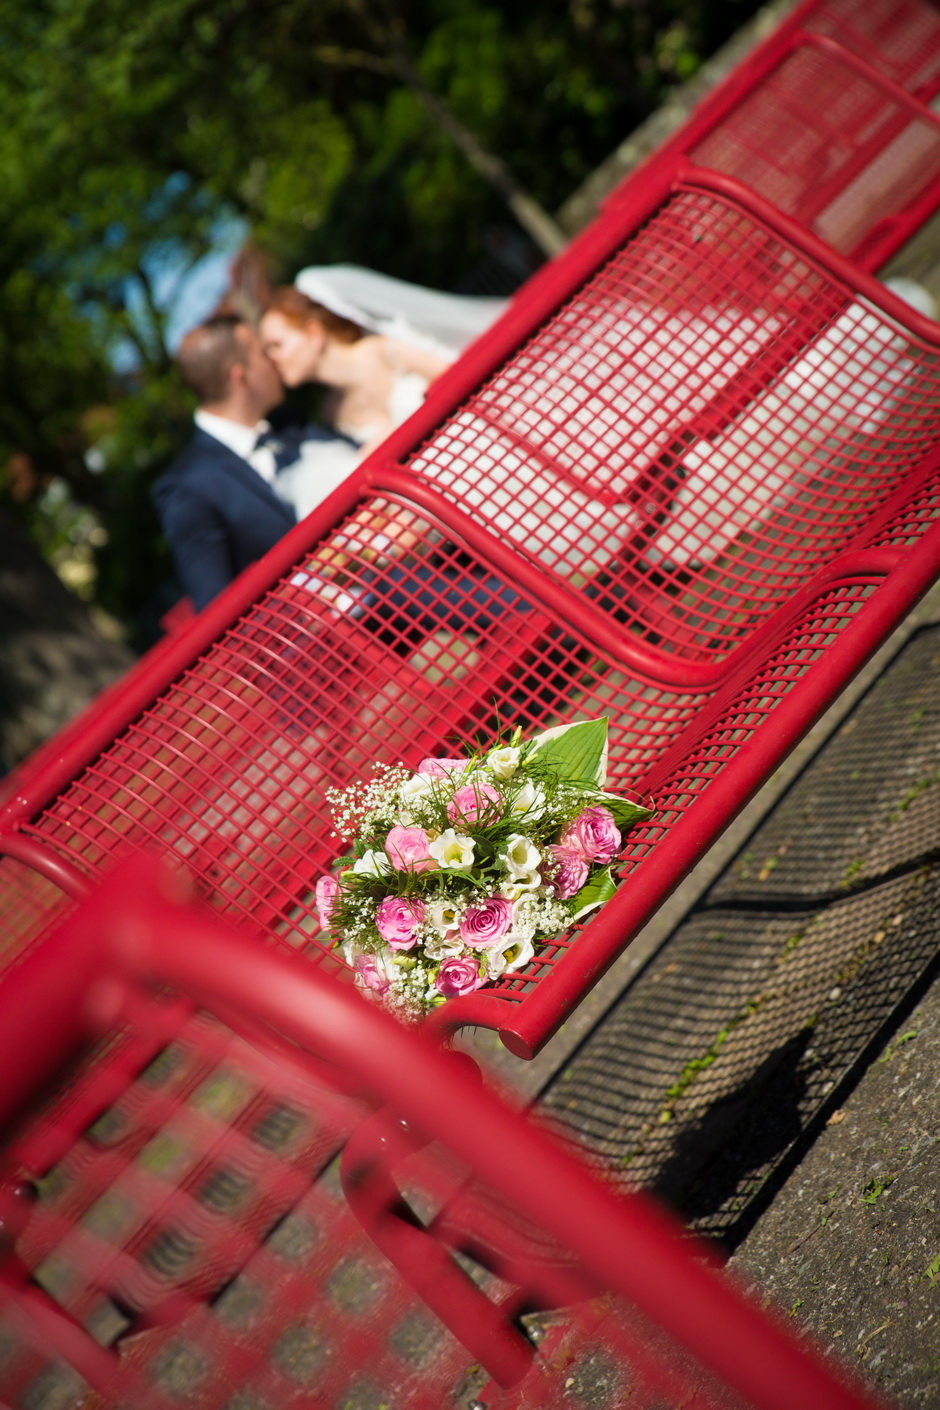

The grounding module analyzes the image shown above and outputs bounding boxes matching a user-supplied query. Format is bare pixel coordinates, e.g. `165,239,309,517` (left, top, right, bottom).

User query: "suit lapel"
195,429,295,523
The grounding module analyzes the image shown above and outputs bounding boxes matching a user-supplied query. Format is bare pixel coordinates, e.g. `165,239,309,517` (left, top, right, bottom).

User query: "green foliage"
570,864,617,921
530,716,609,786
0,0,763,636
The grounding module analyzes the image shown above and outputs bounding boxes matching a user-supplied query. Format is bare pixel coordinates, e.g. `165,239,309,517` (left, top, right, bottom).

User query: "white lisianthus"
428,828,475,869
510,780,546,820
352,848,391,878
486,932,536,979
423,932,465,961
487,746,521,779
498,870,542,899
502,833,541,878
428,898,461,932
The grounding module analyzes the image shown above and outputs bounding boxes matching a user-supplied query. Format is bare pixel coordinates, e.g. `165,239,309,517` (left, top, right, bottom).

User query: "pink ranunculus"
418,756,468,780
559,806,622,864
385,825,434,872
434,955,485,998
459,896,512,949
544,845,590,899
315,874,340,929
375,896,426,950
447,781,501,826
356,953,392,994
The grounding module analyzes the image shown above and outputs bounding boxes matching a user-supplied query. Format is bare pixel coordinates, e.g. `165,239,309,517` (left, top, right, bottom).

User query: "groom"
154,314,357,612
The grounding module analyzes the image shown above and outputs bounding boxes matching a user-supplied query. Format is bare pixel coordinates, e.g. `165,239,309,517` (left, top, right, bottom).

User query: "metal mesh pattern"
690,44,940,256
0,997,749,1410
404,188,940,662
2,14,940,1056
710,624,940,904
541,625,940,1243
20,495,702,966
542,867,940,1243
807,0,940,98
0,858,73,965
0,1012,470,1410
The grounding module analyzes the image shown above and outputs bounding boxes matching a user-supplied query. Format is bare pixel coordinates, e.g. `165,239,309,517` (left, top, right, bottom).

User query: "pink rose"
459,896,512,949
356,953,392,994
559,806,621,864
434,955,485,998
418,757,468,780
544,845,589,899
375,896,426,950
447,782,501,826
385,825,434,872
315,875,340,929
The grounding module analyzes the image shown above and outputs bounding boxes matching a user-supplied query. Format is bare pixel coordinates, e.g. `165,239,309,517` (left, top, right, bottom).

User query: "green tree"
0,0,762,640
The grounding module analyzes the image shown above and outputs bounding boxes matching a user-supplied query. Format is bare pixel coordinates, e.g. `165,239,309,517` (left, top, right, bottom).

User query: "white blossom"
510,780,547,820
486,933,536,978
510,895,540,942
498,871,542,899
352,848,391,878
428,898,461,932
488,746,521,779
423,932,465,961
502,833,542,877
428,829,475,869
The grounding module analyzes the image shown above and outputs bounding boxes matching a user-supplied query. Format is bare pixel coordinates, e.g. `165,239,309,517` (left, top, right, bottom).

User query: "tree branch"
343,0,568,257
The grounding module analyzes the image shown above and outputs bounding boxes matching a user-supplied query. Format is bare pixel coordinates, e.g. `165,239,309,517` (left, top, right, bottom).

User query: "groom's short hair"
177,314,250,404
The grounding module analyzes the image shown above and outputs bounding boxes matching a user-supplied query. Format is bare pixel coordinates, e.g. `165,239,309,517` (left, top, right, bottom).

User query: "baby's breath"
314,721,648,1019
327,763,410,838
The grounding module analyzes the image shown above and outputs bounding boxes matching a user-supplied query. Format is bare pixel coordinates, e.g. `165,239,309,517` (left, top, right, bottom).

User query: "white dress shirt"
194,409,278,483
194,408,360,520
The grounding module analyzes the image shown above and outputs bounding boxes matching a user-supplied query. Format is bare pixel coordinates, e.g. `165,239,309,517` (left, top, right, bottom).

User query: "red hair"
265,286,364,344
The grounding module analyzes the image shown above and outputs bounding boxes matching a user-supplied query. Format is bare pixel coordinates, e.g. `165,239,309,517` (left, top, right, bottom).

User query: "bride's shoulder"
382,336,452,382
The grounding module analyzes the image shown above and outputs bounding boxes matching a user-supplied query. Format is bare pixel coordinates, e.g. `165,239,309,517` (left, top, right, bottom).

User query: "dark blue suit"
153,427,300,611
154,426,531,644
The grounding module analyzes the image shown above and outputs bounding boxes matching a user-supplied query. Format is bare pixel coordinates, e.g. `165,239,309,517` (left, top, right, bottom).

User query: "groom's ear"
227,357,248,393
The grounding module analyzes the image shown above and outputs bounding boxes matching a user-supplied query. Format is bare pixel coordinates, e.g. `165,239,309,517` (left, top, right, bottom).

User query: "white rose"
510,780,546,820
352,848,391,878
428,828,475,869
486,933,536,979
502,833,542,878
488,746,521,779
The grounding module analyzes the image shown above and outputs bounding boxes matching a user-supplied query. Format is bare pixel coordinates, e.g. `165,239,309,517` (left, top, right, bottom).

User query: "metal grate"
19,493,703,968
405,188,940,663
690,43,940,257
0,862,882,1410
540,625,940,1243
807,0,940,99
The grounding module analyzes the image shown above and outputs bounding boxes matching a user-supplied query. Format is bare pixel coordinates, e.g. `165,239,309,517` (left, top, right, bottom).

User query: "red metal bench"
0,858,886,1410
4,0,940,1063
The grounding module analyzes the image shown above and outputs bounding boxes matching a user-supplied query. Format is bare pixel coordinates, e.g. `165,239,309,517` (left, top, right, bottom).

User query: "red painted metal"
0,858,891,1410
2,0,940,1068
604,0,940,268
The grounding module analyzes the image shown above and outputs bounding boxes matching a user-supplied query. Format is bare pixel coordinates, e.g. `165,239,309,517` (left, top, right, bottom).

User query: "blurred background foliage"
0,0,762,651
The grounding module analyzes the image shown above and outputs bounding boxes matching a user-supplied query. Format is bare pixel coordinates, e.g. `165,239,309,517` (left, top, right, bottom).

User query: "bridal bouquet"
315,718,652,1021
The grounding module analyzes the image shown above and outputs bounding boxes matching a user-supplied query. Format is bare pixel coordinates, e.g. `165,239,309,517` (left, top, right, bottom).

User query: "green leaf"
529,716,608,786
569,865,618,921
600,793,654,830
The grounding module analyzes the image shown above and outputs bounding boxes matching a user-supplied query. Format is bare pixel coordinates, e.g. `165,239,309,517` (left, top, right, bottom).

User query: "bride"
259,264,508,448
